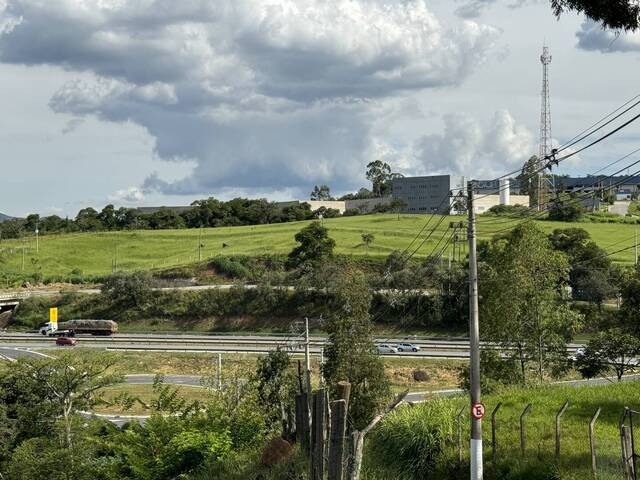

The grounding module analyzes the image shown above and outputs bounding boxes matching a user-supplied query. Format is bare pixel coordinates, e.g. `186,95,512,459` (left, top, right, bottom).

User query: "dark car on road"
55,337,77,346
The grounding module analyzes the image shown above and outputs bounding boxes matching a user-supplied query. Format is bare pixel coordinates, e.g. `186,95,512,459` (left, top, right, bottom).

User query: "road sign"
471,403,486,420
49,307,58,324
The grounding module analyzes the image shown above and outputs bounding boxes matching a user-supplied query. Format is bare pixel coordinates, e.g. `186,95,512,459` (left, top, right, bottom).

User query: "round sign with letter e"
471,403,486,420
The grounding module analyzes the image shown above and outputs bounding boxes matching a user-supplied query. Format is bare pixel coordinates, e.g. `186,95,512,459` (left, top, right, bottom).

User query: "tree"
98,204,118,230
361,232,374,254
254,348,296,428
287,221,335,268
366,160,392,197
310,184,334,201
548,193,586,222
549,228,617,308
75,207,102,231
621,268,640,333
1,353,123,449
575,329,640,381
480,223,582,383
518,155,541,208
102,271,153,309
322,269,390,430
551,0,640,31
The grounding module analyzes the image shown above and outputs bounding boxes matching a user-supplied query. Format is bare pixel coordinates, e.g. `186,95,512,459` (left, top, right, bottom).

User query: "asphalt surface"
0,331,585,360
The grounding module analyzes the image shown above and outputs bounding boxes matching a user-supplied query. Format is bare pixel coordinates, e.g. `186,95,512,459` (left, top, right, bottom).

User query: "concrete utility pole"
35,224,39,254
467,181,483,480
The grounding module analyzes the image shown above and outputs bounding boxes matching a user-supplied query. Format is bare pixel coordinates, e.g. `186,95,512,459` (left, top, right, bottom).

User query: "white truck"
39,319,118,337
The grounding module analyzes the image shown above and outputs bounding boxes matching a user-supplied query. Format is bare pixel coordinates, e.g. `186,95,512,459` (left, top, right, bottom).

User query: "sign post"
49,307,58,329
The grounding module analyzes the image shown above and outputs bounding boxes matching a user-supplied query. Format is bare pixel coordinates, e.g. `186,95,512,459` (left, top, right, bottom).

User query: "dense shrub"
368,400,457,478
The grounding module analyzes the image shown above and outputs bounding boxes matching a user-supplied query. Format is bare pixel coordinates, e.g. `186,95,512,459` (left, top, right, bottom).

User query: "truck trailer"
39,319,118,336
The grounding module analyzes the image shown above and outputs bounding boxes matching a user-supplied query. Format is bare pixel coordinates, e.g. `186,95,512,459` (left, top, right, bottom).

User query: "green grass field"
369,380,640,480
1,214,638,277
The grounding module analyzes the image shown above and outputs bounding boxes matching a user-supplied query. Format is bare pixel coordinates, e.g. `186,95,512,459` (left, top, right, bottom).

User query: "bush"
368,400,457,477
458,350,522,393
211,257,252,279
102,272,153,309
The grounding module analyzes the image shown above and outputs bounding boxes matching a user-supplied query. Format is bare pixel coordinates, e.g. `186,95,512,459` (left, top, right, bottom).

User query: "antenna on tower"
538,44,553,210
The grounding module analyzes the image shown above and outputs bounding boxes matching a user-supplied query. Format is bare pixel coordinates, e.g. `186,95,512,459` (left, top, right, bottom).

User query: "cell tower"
537,45,553,209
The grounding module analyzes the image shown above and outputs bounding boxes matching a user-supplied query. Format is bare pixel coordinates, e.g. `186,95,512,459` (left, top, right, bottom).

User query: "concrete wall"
345,197,393,213
306,200,347,213
473,195,530,214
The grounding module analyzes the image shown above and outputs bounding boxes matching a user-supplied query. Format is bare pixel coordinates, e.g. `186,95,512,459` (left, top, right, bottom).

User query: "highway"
0,331,586,359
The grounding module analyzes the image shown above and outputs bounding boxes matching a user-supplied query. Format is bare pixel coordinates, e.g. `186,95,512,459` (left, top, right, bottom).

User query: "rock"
413,370,429,382
260,437,293,466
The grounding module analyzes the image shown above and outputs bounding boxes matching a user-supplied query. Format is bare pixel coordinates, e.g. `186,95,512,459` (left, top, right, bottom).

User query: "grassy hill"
0,214,638,277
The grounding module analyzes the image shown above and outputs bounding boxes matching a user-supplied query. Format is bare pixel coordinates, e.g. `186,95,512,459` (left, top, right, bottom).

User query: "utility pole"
198,225,203,262
35,223,39,254
467,181,483,480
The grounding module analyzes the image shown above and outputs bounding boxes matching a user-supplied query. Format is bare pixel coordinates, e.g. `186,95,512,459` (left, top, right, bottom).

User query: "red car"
55,337,77,346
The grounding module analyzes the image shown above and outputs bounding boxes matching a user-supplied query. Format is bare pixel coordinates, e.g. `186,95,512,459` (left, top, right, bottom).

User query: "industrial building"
391,175,530,214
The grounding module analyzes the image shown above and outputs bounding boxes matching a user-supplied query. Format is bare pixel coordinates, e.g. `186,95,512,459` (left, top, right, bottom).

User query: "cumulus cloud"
108,186,145,203
412,110,534,178
0,0,501,196
576,20,640,52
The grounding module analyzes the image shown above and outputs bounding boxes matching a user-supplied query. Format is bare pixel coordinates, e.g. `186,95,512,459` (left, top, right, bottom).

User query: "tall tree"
480,223,582,383
310,184,333,201
366,160,392,197
287,221,335,268
322,268,390,429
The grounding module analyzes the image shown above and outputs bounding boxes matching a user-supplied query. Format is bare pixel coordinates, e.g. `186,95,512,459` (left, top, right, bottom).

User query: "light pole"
467,181,483,480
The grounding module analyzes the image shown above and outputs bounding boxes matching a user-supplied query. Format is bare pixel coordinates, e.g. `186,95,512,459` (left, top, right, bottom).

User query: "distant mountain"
0,212,14,223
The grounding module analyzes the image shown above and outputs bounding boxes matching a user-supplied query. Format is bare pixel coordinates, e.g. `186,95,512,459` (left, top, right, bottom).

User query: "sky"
1,0,640,217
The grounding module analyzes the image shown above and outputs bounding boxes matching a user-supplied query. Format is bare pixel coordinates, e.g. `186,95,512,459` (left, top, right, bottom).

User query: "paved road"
0,332,584,360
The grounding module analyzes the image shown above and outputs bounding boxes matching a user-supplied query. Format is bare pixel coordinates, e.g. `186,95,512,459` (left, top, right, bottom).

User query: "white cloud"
576,20,640,53
411,110,534,178
108,186,145,203
0,0,501,197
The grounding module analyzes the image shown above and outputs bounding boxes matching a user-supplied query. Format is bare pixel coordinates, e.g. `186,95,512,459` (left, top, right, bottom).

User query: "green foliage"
367,399,457,477
287,221,336,268
102,272,153,309
548,194,586,222
458,349,522,393
211,256,252,279
551,0,640,31
485,204,532,217
254,348,297,427
322,269,390,429
621,268,640,333
576,329,640,381
480,223,582,382
310,184,333,201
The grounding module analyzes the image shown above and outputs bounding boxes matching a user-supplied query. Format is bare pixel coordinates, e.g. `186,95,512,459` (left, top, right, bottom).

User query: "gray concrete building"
391,175,463,214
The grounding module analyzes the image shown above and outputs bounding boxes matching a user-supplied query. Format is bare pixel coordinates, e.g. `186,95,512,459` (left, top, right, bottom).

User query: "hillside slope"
0,214,637,276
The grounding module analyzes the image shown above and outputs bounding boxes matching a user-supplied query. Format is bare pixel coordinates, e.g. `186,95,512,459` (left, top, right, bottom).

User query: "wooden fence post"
311,389,328,480
328,399,347,480
491,402,502,467
520,403,532,457
456,405,465,465
622,426,635,480
337,381,351,406
296,392,310,452
555,401,569,460
589,407,601,476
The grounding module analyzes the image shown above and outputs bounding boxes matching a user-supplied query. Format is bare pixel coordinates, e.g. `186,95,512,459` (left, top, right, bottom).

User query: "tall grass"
367,381,640,479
